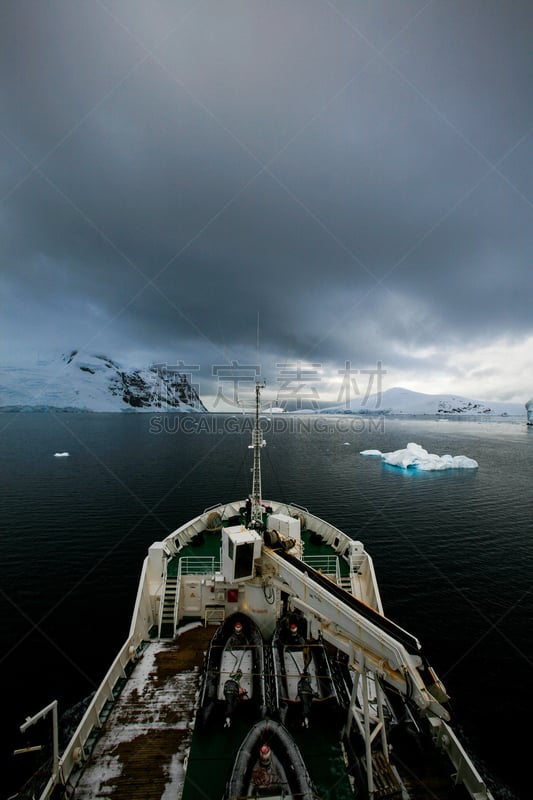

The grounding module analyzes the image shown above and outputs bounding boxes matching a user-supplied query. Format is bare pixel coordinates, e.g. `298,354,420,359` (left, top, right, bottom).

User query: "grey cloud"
0,1,531,400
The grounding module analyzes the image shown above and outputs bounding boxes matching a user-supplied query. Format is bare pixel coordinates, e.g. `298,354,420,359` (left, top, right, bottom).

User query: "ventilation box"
266,513,301,541
222,526,262,582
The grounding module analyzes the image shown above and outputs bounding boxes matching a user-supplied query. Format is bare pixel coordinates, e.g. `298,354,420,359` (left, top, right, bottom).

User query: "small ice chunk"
54,452,70,457
360,449,383,456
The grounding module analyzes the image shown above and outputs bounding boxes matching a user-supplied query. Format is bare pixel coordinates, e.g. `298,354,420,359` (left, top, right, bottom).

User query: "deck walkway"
71,625,214,800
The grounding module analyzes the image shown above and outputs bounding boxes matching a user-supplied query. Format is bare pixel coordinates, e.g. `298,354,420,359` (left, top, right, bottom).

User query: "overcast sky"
1,0,531,407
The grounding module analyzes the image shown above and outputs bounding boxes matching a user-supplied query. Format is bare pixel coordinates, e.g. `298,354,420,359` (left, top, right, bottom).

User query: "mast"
249,382,266,527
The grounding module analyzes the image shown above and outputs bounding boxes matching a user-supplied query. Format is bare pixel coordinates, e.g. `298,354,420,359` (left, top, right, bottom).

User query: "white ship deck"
72,625,214,800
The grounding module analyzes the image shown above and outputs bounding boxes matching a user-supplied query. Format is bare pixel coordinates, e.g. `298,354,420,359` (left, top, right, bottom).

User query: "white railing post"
19,700,59,788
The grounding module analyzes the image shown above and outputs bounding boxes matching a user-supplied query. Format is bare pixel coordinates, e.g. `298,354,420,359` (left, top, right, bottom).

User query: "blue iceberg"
360,442,478,471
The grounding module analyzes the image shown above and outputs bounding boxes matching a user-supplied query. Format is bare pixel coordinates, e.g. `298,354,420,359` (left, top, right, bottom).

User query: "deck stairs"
158,575,178,640
339,574,352,591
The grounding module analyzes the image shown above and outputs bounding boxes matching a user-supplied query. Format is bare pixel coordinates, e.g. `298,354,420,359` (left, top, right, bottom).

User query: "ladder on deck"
159,575,177,639
338,574,352,591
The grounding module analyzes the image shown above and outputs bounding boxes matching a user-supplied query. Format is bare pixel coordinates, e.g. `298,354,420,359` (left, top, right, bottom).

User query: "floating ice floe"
360,442,478,471
54,452,70,457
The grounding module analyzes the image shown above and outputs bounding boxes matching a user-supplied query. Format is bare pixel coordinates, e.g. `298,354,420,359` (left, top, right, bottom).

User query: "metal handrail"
178,556,220,575
302,554,339,576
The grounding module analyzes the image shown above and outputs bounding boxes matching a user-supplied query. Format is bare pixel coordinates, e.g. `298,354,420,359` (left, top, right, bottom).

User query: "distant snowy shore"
0,354,527,419
316,387,525,419
0,351,206,413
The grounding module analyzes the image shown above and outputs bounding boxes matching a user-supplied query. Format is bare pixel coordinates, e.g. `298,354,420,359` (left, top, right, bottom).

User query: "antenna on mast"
248,381,266,528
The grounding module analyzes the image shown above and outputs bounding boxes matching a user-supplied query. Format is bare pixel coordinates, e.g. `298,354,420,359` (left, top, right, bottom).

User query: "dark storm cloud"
1,0,531,399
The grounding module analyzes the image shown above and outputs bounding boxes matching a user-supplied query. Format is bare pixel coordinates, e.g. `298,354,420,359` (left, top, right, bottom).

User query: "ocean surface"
0,411,531,799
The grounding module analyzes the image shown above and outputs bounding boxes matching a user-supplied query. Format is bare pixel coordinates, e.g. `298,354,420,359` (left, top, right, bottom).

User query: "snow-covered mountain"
320,386,526,418
0,351,207,412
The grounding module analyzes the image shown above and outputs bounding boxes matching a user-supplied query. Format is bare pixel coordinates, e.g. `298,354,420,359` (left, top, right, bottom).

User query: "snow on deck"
72,625,215,800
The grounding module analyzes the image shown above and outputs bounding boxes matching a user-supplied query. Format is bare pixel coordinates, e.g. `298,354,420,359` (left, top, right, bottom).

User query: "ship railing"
302,554,340,582
57,632,146,793
156,555,169,638
178,556,220,576
54,562,153,789
286,501,309,513
203,502,224,513
125,555,156,646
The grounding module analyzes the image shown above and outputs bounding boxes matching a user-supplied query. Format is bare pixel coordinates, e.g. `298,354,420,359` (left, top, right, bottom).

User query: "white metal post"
249,382,266,526
361,664,375,799
20,700,59,785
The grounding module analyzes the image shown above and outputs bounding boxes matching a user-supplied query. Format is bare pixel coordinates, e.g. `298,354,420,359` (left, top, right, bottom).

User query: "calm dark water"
0,412,531,799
